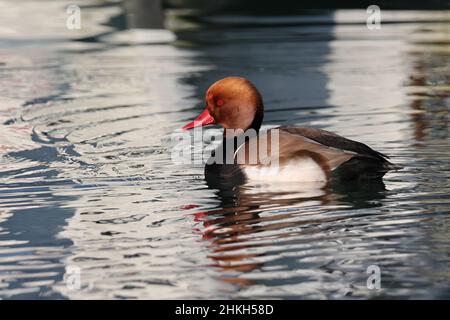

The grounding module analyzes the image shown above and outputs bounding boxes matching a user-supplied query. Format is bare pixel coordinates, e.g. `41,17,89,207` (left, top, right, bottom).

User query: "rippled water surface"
0,1,449,299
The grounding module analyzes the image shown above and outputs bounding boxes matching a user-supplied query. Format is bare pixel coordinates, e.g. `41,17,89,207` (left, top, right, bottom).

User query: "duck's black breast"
205,162,246,190
204,137,247,189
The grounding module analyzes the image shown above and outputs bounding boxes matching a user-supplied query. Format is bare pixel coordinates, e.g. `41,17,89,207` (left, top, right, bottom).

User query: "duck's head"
182,77,264,133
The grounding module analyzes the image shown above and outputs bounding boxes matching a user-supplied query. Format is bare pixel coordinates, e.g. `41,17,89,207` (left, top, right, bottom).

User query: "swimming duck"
182,77,394,184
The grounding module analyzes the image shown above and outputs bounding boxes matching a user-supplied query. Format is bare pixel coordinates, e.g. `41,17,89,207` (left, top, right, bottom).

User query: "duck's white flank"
243,157,327,182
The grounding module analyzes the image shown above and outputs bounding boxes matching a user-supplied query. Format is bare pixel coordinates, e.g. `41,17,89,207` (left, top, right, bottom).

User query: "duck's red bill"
182,108,215,130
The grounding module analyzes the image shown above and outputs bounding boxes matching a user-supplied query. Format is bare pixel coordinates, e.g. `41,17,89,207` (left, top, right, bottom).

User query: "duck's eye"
216,99,224,107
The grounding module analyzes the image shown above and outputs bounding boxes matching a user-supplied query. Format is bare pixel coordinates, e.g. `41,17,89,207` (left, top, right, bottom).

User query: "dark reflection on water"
197,172,390,295
0,0,449,299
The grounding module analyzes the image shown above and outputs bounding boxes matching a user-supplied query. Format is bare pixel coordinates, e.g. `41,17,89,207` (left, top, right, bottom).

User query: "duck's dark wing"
278,126,395,180
279,126,389,161
237,129,355,172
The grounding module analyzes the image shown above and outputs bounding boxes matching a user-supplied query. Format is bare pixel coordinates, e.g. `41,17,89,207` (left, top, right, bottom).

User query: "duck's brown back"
235,126,393,181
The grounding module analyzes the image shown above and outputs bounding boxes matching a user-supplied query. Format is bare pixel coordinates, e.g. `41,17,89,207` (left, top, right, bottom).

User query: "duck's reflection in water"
192,171,387,286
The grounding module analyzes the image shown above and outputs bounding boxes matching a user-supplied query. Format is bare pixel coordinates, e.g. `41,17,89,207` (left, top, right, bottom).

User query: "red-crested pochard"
182,77,395,183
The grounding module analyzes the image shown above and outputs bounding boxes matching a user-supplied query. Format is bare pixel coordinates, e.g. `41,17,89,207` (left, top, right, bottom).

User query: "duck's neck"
217,109,263,162
220,128,258,161
222,107,263,139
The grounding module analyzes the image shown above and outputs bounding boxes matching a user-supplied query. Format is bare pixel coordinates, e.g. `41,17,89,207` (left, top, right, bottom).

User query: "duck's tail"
332,155,401,181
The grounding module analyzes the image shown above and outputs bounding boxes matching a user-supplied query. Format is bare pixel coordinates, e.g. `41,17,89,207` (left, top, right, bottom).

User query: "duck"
182,77,395,185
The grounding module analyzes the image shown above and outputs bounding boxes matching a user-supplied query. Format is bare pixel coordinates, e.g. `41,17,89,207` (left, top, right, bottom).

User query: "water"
0,1,449,299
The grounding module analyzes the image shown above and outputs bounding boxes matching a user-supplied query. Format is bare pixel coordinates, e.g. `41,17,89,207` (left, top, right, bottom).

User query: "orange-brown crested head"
182,77,264,132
